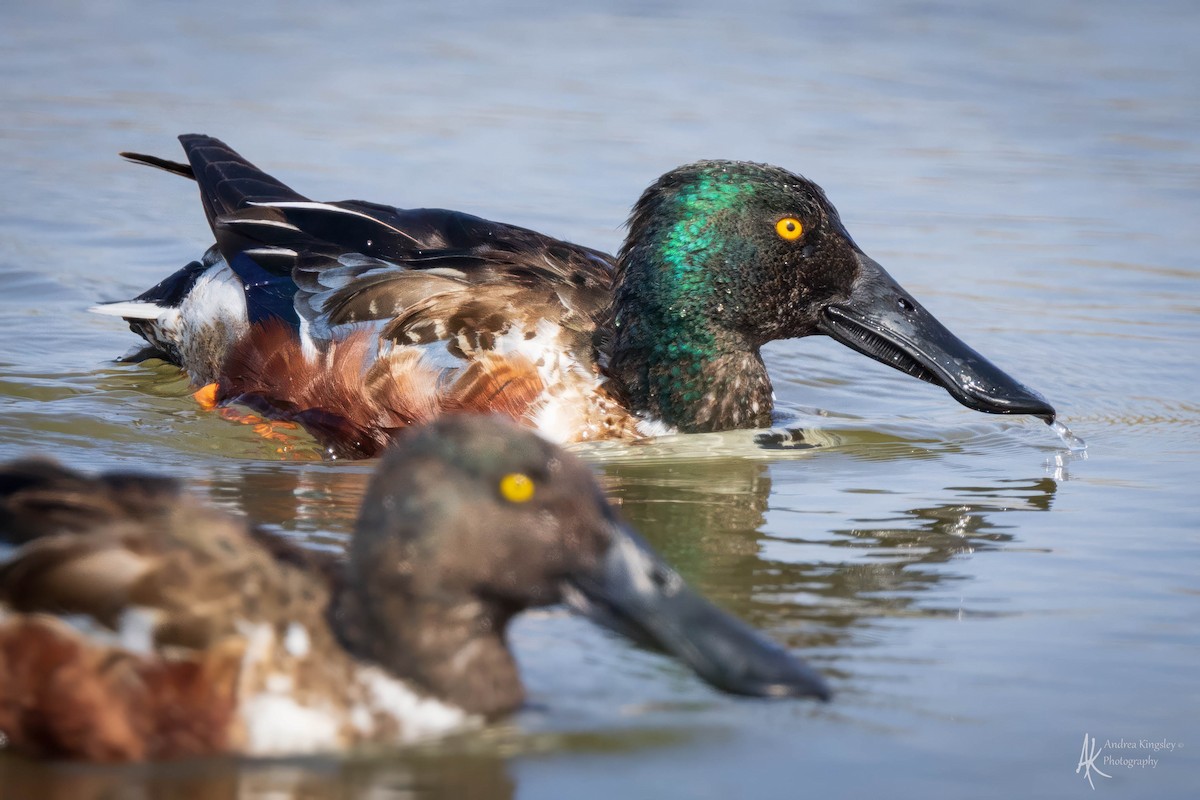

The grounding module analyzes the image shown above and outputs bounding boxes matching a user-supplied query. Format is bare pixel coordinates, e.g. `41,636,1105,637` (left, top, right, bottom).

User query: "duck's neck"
608,208,774,432
608,320,774,432
331,584,522,717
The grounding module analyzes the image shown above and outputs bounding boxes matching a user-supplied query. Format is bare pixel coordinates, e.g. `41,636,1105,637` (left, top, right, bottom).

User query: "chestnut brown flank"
218,321,545,457
0,617,241,761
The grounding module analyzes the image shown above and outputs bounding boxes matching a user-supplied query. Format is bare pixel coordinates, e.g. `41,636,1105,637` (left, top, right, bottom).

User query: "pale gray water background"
1,0,1198,797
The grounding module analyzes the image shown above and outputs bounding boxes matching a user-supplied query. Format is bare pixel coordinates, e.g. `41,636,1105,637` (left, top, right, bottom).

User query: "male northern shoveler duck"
0,416,828,762
93,135,1054,457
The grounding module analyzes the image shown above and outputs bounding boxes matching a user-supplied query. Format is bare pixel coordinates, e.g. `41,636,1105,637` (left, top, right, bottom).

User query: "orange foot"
192,383,219,411
216,407,301,449
192,383,309,457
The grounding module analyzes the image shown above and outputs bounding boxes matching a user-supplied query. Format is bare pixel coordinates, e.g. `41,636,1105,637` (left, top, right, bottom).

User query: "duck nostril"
897,297,914,313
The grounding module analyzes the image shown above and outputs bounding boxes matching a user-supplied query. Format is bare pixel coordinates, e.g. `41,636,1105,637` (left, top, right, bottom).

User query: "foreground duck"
0,416,828,761
94,135,1053,457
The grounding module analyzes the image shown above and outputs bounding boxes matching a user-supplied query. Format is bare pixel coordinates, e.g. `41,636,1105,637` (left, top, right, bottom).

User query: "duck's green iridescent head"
608,160,1055,433
615,161,859,350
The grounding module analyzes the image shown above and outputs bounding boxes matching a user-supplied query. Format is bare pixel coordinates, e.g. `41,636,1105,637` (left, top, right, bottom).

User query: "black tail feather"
120,151,195,180
178,134,309,227
122,135,310,231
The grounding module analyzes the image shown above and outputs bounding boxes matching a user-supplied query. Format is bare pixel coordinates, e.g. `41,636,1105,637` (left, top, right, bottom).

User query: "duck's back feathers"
128,134,615,317
0,459,337,648
0,459,353,759
0,459,193,547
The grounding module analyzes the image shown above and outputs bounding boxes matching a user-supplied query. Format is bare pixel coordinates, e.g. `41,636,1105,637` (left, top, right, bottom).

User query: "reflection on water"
599,458,1060,684
0,750,517,800
202,463,373,546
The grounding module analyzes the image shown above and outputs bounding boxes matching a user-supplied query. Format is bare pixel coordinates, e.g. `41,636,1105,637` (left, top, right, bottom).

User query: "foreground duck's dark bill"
564,519,831,701
818,252,1056,423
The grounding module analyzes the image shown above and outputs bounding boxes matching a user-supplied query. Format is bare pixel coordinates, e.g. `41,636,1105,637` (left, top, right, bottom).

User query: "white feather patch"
354,665,471,742
239,691,344,756
243,246,299,259
283,622,311,658
89,301,164,320
489,319,606,443
54,607,162,655
233,621,470,755
635,415,676,438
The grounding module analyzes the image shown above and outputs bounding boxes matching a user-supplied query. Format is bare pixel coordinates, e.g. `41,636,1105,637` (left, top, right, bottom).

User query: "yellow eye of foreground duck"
499,472,535,503
775,217,803,240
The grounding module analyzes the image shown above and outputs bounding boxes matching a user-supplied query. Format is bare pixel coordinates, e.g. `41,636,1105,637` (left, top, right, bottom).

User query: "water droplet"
1049,420,1087,452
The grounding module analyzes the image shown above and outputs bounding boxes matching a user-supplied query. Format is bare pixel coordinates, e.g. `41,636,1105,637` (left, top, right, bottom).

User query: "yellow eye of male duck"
499,472,535,503
775,217,803,240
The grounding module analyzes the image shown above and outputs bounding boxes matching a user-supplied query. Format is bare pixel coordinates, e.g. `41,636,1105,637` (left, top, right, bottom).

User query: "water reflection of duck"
94,135,1053,457
0,748,518,800
0,417,827,762
602,459,1059,651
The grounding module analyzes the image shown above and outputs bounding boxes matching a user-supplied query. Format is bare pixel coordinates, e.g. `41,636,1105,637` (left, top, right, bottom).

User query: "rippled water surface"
1,1,1198,797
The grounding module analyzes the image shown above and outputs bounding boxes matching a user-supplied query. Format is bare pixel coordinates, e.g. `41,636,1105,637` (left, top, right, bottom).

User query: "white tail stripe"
89,301,164,319
221,218,302,233
244,247,300,258
248,201,421,246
